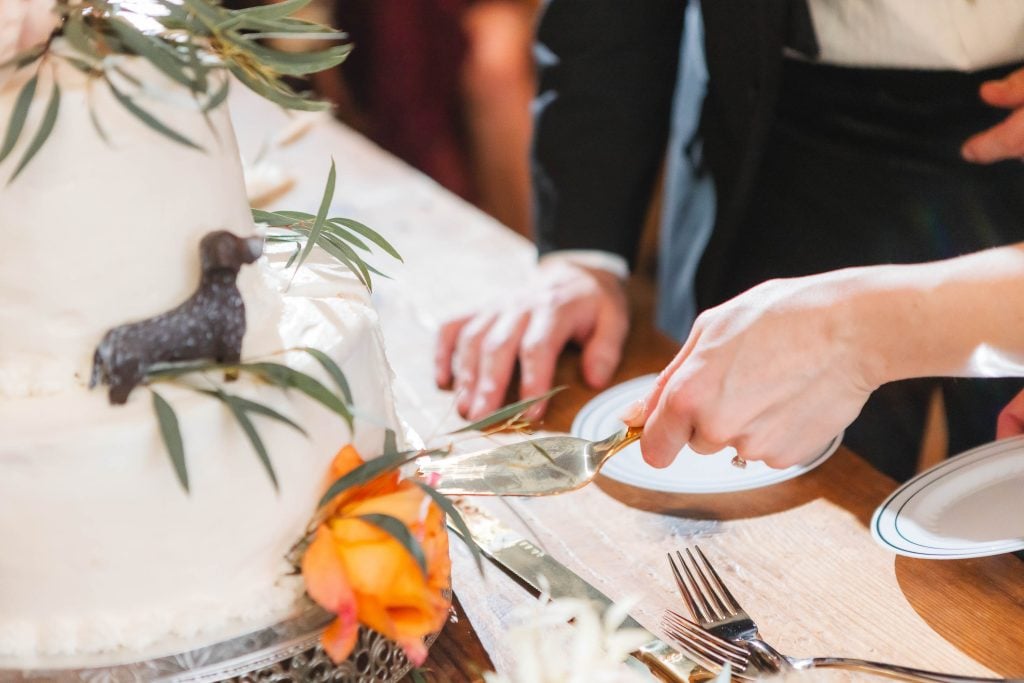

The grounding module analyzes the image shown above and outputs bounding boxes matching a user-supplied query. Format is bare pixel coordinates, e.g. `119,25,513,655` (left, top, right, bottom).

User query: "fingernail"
962,144,978,162
470,396,489,419
619,399,645,425
593,359,614,386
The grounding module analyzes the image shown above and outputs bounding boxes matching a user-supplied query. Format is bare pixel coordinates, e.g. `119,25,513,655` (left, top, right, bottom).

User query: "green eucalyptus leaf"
383,428,399,456
284,241,301,269
147,359,220,379
238,361,353,430
179,0,225,30
292,158,335,274
275,210,316,220
330,217,403,262
0,74,37,164
310,233,370,289
152,390,189,493
413,481,484,573
318,448,411,508
61,12,99,60
0,43,46,70
237,0,315,22
302,347,352,404
224,396,280,491
318,231,372,289
196,388,307,436
358,513,428,576
107,78,203,150
323,222,371,252
203,76,230,112
88,100,111,145
9,81,60,183
251,209,298,227
234,40,352,77
227,63,330,112
108,18,195,91
450,386,567,434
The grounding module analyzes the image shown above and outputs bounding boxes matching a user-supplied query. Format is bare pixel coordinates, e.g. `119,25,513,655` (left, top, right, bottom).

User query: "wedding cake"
0,11,405,669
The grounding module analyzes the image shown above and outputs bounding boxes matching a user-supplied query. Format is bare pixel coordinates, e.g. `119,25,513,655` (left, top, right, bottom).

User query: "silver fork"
665,546,1016,683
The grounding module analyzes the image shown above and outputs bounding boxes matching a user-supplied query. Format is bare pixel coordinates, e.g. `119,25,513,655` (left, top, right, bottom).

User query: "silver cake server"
418,426,643,496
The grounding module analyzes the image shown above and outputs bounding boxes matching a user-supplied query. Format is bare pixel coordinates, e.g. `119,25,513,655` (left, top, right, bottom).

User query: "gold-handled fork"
664,546,1016,683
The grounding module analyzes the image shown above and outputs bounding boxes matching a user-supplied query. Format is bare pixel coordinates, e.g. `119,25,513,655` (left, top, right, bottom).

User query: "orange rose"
302,445,452,665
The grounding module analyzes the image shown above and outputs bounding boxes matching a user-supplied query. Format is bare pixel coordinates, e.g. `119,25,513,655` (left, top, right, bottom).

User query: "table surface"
228,89,1024,682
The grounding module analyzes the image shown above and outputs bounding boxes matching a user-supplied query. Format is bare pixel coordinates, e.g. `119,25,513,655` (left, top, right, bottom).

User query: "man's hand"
962,66,1024,164
435,259,629,421
997,388,1024,438
625,273,883,469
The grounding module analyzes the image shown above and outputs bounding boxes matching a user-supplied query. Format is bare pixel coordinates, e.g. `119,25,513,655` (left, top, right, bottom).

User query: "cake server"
450,503,699,682
418,426,643,496
420,426,748,497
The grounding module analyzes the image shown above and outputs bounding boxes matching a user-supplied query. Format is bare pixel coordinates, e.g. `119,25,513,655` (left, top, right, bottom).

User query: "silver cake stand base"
0,597,444,683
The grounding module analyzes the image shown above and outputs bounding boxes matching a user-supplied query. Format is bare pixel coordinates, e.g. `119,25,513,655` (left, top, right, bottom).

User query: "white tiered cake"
0,55,402,665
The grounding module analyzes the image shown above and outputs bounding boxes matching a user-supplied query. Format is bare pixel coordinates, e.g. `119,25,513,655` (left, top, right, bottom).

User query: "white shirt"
807,0,1024,71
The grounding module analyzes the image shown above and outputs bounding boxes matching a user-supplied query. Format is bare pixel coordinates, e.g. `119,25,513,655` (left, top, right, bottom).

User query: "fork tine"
694,545,743,614
687,547,735,619
676,549,724,622
662,610,749,662
661,614,756,682
666,552,709,624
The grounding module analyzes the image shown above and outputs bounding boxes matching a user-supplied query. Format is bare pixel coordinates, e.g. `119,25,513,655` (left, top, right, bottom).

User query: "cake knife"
449,504,699,682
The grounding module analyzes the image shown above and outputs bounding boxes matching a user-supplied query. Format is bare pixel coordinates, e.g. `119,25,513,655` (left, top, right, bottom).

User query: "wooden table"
228,89,1024,682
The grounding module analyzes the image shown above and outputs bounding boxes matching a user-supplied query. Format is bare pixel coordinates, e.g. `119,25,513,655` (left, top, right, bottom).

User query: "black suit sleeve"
532,0,686,262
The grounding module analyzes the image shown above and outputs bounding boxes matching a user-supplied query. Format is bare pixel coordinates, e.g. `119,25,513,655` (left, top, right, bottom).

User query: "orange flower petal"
321,614,359,664
302,527,356,615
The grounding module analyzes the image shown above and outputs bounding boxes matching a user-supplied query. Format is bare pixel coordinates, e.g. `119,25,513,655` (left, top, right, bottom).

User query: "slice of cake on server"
0,0,447,671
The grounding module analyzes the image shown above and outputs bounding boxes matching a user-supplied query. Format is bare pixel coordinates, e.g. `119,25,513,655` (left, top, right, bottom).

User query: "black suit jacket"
532,0,798,302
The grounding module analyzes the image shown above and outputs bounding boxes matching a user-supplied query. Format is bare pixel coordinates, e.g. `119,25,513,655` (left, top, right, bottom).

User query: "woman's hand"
435,259,629,421
997,389,1024,438
625,272,885,469
962,66,1024,164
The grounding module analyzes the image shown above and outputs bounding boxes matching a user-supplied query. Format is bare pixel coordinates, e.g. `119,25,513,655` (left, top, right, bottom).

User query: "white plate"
871,435,1024,559
571,374,841,494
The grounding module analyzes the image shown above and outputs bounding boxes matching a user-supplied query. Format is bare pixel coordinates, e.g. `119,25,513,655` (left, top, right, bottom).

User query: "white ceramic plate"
871,435,1024,559
571,374,841,494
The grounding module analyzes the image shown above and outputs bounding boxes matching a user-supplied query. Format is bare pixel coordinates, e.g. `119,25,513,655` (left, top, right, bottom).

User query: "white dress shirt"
807,0,1024,71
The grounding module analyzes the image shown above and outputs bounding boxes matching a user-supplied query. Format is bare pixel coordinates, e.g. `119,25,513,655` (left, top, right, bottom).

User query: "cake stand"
0,596,446,683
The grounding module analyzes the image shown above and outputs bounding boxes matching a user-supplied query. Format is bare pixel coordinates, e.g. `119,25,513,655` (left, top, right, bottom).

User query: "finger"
435,317,470,388
468,312,530,420
961,107,1024,164
635,324,704,425
452,314,496,417
979,68,1024,109
996,389,1024,439
687,429,728,456
639,377,694,468
519,310,573,421
580,305,628,389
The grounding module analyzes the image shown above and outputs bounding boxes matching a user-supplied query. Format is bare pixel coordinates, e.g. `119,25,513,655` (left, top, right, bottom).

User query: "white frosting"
0,55,404,665
0,55,256,397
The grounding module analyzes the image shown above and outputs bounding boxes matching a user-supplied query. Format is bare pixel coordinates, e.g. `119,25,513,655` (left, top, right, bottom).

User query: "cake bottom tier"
0,260,403,667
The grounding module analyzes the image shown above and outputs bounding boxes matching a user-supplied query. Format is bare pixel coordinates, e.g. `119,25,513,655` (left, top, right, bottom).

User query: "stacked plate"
871,435,1024,559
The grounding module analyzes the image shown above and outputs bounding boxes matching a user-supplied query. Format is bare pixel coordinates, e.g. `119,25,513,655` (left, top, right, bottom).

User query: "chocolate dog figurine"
90,230,263,404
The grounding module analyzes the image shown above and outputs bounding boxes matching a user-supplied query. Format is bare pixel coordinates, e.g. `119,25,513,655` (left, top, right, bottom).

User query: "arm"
436,0,685,420
627,244,1024,468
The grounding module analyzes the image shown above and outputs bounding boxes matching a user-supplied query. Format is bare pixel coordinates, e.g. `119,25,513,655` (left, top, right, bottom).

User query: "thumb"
581,308,627,389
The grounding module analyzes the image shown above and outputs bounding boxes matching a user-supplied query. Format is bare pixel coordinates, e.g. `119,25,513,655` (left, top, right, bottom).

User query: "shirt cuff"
539,249,631,280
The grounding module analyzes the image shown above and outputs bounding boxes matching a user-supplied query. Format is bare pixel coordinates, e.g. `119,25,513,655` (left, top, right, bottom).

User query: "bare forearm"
854,242,1024,385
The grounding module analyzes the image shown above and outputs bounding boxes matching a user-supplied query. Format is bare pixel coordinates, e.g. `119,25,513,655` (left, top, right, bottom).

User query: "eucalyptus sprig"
145,348,356,493
254,159,403,291
1,0,351,182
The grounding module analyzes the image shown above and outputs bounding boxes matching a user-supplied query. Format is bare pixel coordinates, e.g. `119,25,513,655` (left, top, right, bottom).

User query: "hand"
435,259,629,421
625,273,882,469
997,388,1024,439
962,66,1024,164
